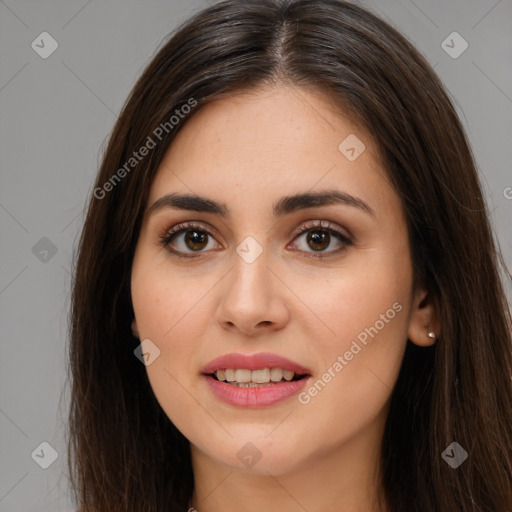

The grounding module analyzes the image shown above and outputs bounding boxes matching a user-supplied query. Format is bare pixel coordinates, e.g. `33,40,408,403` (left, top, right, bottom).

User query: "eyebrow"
146,189,375,219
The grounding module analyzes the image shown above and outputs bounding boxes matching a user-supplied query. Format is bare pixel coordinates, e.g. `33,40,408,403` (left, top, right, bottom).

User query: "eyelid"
290,219,351,240
159,220,220,242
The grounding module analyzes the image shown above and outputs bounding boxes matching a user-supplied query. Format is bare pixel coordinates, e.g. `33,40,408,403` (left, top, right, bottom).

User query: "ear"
407,285,440,347
131,318,140,338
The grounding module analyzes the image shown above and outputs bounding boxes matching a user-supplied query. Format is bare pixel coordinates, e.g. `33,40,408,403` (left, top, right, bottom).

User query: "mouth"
207,367,310,387
201,352,312,406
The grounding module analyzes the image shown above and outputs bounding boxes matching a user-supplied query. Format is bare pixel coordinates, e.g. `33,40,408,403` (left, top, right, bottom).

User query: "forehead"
147,85,394,219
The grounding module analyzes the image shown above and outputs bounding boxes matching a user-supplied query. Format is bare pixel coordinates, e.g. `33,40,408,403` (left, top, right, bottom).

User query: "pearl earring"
425,323,436,340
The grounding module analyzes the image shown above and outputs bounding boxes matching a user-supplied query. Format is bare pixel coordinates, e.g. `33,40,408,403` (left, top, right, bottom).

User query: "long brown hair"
66,1,512,510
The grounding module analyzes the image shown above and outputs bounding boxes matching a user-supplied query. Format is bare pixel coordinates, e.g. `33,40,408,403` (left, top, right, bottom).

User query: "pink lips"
201,352,312,408
201,352,311,375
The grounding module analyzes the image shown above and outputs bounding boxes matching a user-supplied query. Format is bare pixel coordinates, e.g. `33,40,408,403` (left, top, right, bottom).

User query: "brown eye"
306,230,331,251
183,230,209,251
291,221,353,258
160,222,220,257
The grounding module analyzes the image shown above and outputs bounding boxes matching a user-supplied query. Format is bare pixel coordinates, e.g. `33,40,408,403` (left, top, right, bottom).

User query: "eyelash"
158,220,353,260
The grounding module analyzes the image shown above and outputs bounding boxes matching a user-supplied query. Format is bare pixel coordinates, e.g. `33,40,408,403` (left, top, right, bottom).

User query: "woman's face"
131,85,427,478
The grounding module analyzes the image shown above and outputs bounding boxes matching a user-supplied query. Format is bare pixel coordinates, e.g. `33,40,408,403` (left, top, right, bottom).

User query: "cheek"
293,252,411,432
131,247,214,343
292,245,411,350
130,269,203,434
130,254,217,417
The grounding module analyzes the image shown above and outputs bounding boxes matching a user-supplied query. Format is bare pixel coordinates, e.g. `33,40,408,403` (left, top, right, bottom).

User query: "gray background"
0,0,511,510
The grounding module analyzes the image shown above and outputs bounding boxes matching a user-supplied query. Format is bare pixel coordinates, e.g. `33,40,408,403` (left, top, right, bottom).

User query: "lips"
201,352,312,407
201,352,311,375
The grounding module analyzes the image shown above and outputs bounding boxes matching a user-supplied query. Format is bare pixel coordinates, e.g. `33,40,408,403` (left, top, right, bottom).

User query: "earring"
425,323,437,341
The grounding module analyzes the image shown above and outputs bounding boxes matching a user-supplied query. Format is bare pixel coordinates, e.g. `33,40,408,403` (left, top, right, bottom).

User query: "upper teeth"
216,368,295,383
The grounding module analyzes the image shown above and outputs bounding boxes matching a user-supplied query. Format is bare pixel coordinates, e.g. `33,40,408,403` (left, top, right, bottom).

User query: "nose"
215,246,290,336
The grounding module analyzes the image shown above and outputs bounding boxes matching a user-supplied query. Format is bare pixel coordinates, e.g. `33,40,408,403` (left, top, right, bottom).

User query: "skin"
130,84,440,512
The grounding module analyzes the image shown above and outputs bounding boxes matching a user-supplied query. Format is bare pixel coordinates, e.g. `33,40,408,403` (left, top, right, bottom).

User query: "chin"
206,431,308,475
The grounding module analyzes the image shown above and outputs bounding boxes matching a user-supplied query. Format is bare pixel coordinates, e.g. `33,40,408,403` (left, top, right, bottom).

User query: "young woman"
66,1,512,510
